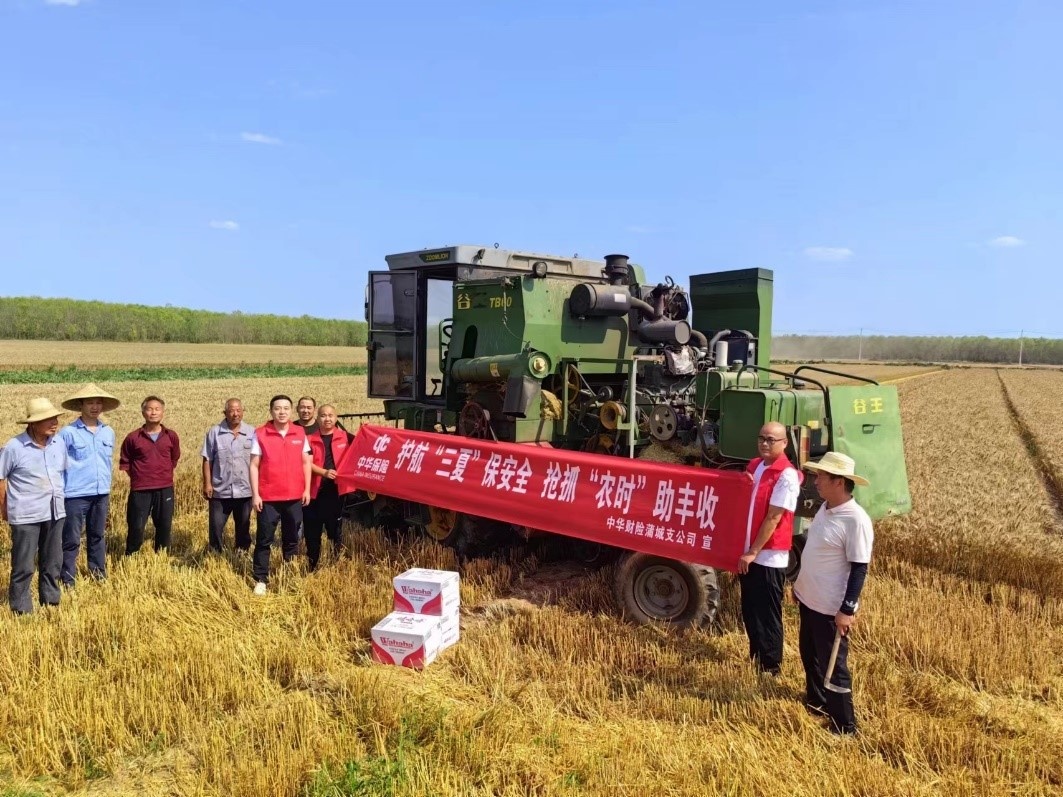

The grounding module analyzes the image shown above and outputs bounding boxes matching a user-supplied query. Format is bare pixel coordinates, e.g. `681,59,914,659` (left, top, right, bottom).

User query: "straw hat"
803,451,870,486
18,398,66,424
61,383,121,413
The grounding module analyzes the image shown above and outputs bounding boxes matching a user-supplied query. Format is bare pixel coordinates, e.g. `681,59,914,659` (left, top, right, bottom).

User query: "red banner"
336,425,753,572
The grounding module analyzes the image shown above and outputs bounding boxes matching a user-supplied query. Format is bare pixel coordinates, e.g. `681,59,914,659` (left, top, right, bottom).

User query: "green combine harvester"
359,245,911,626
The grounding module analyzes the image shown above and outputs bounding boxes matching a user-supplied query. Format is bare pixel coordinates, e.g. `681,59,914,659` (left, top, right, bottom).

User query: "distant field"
0,340,367,368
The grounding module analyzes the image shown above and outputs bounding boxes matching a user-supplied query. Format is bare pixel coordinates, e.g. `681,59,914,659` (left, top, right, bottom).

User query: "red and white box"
438,608,460,649
393,568,460,616
370,612,442,669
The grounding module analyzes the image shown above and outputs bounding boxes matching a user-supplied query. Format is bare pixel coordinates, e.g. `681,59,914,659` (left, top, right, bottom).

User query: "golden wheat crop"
997,369,1063,501
0,364,1060,795
0,340,367,368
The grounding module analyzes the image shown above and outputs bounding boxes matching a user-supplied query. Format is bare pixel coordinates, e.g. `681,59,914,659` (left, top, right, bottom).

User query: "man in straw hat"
58,384,121,585
0,398,69,614
792,451,874,735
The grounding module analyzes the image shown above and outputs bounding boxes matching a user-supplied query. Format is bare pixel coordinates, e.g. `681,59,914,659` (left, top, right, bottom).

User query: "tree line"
0,297,368,346
774,335,1063,365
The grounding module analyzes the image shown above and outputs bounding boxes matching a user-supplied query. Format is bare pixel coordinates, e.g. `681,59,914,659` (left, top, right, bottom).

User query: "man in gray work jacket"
201,397,256,552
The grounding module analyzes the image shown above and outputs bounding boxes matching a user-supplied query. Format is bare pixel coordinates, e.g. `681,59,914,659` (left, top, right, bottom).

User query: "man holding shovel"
793,451,874,735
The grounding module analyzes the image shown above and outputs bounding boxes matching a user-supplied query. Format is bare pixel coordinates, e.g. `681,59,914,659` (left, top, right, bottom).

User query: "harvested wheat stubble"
0,365,1060,795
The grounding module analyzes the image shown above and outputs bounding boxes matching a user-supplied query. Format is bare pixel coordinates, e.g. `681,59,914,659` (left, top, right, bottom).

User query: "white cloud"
240,131,282,145
988,235,1025,248
803,246,854,262
44,0,84,5
209,220,239,231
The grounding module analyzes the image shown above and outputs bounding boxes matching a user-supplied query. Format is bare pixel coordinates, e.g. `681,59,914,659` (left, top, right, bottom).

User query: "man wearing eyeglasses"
736,421,801,676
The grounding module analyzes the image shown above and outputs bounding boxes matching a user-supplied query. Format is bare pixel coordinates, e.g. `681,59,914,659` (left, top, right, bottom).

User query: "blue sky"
1,0,1059,336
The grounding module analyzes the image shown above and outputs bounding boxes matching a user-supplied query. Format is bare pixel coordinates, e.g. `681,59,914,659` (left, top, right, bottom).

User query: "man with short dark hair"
250,395,312,595
305,404,353,570
0,398,69,614
736,421,801,676
201,398,256,553
120,396,181,554
58,383,121,585
793,451,874,736
295,396,318,436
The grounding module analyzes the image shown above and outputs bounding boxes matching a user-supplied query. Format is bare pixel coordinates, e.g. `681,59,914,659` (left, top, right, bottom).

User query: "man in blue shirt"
0,398,69,614
58,384,121,585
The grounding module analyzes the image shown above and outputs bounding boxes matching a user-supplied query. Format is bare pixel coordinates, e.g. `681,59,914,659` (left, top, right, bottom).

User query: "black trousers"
304,484,343,571
252,500,302,583
125,487,174,554
799,601,857,734
208,497,252,552
739,562,786,673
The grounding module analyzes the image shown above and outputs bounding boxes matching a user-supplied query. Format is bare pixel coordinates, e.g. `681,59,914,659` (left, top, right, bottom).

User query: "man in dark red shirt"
119,395,181,554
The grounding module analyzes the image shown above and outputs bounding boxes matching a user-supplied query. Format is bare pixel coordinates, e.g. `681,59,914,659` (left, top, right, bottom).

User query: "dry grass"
0,341,367,368
0,359,1060,795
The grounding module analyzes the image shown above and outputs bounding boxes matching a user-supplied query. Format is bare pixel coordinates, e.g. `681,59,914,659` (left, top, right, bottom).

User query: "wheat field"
0,359,1060,796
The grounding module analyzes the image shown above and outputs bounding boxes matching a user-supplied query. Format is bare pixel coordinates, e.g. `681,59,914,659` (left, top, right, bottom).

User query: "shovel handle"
824,629,842,689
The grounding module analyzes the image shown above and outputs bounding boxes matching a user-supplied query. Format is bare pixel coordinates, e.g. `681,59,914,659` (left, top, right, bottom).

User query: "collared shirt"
119,426,181,491
0,432,69,524
747,460,801,568
200,420,256,499
59,417,116,498
793,498,874,616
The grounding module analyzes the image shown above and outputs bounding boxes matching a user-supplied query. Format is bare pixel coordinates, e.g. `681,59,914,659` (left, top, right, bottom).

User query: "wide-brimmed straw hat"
61,383,121,413
18,398,66,424
804,451,870,486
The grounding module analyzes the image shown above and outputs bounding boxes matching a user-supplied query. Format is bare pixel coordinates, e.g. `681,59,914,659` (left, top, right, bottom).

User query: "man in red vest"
305,404,353,571
249,395,312,595
736,421,801,676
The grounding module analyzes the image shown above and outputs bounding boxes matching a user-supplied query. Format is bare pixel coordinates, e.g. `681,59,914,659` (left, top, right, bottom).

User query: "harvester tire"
453,514,505,560
613,552,720,629
785,534,807,584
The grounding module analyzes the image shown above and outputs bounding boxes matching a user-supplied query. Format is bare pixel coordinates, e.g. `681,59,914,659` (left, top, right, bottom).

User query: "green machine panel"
827,385,911,519
718,388,826,459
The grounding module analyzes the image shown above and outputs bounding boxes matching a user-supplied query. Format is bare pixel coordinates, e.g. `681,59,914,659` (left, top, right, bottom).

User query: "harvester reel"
565,364,583,408
458,401,492,438
649,403,679,441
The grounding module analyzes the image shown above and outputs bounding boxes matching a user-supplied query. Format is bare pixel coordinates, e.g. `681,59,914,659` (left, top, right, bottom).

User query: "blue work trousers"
62,494,110,585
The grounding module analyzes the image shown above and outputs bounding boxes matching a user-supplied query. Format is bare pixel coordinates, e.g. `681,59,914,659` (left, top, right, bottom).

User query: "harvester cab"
361,246,912,626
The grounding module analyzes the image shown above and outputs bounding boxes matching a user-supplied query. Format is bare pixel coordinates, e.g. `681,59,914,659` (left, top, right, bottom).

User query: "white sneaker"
253,582,267,596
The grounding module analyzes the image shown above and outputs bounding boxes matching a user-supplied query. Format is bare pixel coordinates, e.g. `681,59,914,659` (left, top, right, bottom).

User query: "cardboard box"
438,608,461,649
370,612,442,669
393,568,460,615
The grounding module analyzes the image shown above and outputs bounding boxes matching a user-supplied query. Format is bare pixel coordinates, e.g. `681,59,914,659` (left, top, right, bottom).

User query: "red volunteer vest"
746,455,802,551
255,423,308,502
308,430,352,498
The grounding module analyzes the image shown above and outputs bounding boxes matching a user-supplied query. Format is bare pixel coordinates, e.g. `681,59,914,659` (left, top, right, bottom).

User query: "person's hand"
835,611,856,636
325,468,337,481
253,496,263,513
203,484,213,500
737,550,757,574
746,471,755,482
301,490,311,507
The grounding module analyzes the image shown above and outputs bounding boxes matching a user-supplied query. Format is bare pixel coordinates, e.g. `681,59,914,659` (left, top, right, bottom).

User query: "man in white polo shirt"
793,451,874,735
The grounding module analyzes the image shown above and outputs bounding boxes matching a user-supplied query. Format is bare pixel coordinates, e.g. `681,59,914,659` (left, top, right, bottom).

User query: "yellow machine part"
425,505,458,542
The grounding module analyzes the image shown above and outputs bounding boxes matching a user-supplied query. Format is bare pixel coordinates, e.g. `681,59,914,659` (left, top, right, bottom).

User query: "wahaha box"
371,612,442,669
393,568,460,615
439,608,461,649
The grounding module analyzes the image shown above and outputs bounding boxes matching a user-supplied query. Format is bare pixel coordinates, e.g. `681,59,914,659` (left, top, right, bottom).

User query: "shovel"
824,628,852,694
